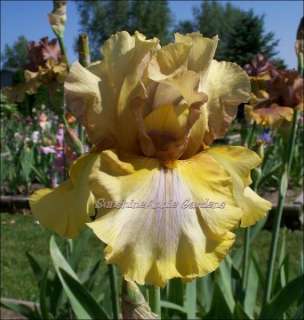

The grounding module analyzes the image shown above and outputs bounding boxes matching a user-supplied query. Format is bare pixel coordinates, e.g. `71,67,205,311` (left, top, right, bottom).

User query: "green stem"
184,280,197,319
108,264,120,319
57,35,69,68
78,33,91,68
242,121,257,289
148,286,161,317
77,33,91,150
244,121,257,148
264,109,299,304
242,228,251,289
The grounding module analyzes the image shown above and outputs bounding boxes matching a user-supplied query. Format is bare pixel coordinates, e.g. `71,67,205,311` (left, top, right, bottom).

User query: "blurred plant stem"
49,0,69,68
264,108,299,305
296,17,304,76
244,121,256,148
148,286,161,317
242,121,257,290
77,33,91,149
184,280,197,319
78,33,91,67
108,264,120,319
58,36,69,68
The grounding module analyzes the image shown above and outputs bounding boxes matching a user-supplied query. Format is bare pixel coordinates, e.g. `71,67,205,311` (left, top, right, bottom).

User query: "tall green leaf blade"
184,280,197,319
204,283,233,319
60,268,110,320
243,258,259,317
234,302,251,320
197,274,214,314
80,259,102,290
69,229,91,270
49,275,66,317
20,146,34,181
259,274,304,319
251,252,266,287
26,251,45,285
216,256,235,312
168,278,184,305
39,269,50,320
50,236,108,319
160,300,187,314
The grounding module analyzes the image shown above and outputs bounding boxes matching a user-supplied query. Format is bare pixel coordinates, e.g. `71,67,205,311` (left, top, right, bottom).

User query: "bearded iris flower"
30,31,271,286
245,54,303,128
4,37,67,103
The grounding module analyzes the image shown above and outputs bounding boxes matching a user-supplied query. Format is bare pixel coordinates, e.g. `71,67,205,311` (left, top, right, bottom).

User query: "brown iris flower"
245,54,303,127
26,37,62,72
3,37,67,103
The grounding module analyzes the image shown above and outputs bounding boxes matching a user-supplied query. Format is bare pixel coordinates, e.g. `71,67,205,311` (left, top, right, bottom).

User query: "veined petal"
207,146,272,227
64,62,115,148
105,32,159,152
175,32,218,76
66,32,159,152
161,70,207,105
203,60,251,143
181,105,209,158
29,153,99,238
88,150,240,286
148,42,191,81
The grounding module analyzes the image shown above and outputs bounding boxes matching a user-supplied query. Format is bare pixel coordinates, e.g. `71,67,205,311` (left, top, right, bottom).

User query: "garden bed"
1,212,303,303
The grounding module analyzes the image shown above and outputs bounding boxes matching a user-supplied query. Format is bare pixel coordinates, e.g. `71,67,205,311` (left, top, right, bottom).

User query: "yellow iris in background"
30,31,271,287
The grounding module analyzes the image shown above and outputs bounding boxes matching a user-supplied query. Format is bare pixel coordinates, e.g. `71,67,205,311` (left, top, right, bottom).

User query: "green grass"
0,212,303,302
0,212,103,301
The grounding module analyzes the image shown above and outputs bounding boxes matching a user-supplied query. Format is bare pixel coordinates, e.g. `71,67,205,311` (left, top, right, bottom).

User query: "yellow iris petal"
207,146,272,227
174,32,218,76
66,32,159,152
161,70,207,105
148,42,191,80
203,60,251,143
88,150,240,286
64,62,115,147
144,104,188,137
29,153,98,238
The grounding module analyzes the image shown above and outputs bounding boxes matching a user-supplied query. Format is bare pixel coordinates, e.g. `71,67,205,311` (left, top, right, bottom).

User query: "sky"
1,0,303,68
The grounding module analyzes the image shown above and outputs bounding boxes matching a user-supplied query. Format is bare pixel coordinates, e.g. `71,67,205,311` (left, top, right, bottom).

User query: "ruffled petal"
174,32,218,76
161,70,207,105
65,32,159,152
88,150,240,286
148,42,191,81
203,60,251,143
105,32,159,152
181,105,209,158
207,146,272,227
29,153,98,238
245,104,294,128
64,62,115,148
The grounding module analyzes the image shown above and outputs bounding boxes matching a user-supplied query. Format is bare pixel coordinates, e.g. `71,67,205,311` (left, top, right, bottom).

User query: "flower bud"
49,0,67,38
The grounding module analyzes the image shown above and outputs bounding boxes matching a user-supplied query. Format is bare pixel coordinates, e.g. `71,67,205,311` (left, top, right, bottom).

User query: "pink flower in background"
40,125,65,187
41,146,56,155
